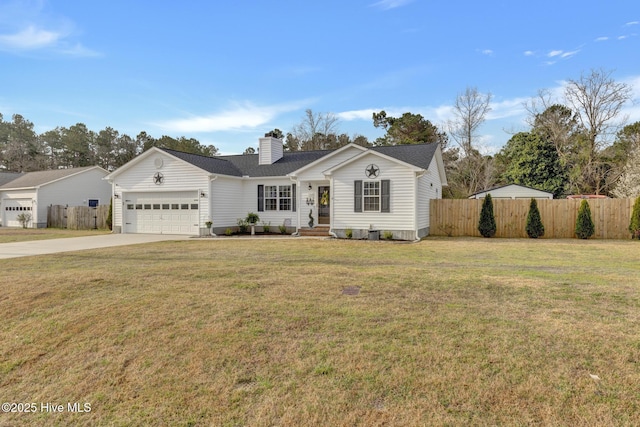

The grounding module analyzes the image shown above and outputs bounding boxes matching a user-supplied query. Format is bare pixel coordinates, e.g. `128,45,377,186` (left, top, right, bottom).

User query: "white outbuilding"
469,184,554,200
0,166,111,228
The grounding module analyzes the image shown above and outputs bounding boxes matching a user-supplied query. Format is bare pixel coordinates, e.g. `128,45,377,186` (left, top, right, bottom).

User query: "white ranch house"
105,137,447,240
0,166,111,228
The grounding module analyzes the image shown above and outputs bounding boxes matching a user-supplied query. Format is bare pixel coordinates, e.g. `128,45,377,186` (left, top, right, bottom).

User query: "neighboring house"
469,184,553,200
0,166,111,228
105,137,448,240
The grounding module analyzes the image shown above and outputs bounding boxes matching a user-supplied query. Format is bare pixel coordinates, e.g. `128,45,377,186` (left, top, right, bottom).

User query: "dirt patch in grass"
1,238,639,426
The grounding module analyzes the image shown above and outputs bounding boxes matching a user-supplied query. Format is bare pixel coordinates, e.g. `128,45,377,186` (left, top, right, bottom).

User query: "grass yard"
0,228,110,243
1,237,639,426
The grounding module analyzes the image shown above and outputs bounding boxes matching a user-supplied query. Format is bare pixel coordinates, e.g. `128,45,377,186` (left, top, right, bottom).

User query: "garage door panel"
123,192,199,235
3,199,34,227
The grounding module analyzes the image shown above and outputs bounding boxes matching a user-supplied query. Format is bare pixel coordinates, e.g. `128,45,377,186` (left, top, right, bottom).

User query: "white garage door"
123,192,200,235
3,199,34,227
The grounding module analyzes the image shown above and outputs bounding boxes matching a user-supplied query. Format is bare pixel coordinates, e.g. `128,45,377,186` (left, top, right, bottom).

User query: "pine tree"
629,196,640,239
575,200,595,239
478,194,497,238
525,198,545,238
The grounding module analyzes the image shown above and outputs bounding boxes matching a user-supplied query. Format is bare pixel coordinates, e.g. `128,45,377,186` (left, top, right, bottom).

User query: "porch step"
298,226,331,237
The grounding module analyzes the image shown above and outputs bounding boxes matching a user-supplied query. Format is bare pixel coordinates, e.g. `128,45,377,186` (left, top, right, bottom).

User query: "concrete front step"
298,226,331,237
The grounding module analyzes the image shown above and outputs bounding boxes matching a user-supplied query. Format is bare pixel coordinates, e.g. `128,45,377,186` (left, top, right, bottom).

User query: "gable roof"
160,143,440,178
469,184,553,198
0,172,24,187
0,166,106,190
160,147,332,177
370,143,439,170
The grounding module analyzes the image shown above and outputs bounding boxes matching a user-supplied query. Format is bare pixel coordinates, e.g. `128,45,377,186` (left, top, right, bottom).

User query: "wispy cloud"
624,21,639,26
370,0,414,10
0,25,60,50
0,1,99,57
547,50,563,57
480,49,494,56
523,50,535,56
595,36,609,41
155,100,311,133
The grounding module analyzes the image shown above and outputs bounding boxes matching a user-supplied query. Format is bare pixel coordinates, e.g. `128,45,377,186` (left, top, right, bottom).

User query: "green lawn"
1,238,639,426
0,228,110,243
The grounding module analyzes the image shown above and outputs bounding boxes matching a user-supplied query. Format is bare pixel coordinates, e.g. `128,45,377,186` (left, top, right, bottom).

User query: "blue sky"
0,0,638,155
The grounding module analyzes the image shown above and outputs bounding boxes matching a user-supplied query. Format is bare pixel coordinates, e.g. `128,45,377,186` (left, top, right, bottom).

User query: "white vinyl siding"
294,145,366,182
210,176,243,227
416,157,443,232
37,168,111,227
244,179,298,227
332,155,415,231
112,151,210,232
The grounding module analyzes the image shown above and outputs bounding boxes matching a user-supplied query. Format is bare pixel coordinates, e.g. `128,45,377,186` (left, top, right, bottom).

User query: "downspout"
289,175,300,236
414,170,427,242
208,175,218,236
327,175,337,238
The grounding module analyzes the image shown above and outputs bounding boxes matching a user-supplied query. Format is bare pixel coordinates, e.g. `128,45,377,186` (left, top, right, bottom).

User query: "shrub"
575,199,595,239
106,198,113,230
383,230,393,240
630,196,640,239
308,209,314,228
225,228,233,236
237,218,249,233
261,221,271,233
245,212,260,224
478,194,496,238
16,213,31,229
345,228,353,239
525,198,545,238
278,224,287,234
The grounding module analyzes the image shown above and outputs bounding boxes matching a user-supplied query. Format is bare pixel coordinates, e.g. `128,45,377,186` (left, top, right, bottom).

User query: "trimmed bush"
575,200,595,239
106,198,113,230
630,196,640,239
478,194,496,238
525,198,545,238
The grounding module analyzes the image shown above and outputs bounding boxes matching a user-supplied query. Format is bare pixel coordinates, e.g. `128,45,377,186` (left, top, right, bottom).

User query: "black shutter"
257,185,264,212
381,180,390,213
354,180,362,212
292,184,296,212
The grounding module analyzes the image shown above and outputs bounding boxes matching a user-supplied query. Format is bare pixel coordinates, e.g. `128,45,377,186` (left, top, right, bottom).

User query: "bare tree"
446,87,494,195
289,109,340,151
448,87,492,156
565,68,632,153
565,69,632,194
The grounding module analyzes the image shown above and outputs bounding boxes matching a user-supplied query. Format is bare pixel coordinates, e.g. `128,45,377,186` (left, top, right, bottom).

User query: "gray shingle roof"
0,166,99,189
0,172,24,187
161,143,439,178
370,143,439,169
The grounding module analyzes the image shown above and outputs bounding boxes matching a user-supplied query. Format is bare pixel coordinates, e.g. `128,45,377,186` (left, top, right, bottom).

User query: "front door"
318,186,330,225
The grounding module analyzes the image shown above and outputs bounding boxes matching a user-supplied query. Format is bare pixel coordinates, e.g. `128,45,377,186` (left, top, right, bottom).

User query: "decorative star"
153,172,164,184
365,164,380,178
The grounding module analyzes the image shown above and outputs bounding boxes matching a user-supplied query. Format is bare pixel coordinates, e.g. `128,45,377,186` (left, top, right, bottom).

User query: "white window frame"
363,181,380,212
265,185,292,211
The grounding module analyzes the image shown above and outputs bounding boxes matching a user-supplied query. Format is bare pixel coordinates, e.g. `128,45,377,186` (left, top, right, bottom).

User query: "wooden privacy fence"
47,205,110,230
430,198,634,239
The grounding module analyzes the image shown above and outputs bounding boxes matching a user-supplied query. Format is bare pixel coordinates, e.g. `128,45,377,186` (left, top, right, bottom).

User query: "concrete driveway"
0,234,192,259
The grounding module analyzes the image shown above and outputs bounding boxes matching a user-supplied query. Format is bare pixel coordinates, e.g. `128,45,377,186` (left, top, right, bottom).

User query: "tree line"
1,68,637,198
0,115,218,172
279,69,638,199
